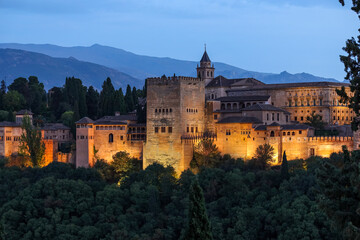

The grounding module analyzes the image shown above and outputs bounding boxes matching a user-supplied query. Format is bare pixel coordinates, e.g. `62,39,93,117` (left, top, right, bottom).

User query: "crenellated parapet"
146,76,202,86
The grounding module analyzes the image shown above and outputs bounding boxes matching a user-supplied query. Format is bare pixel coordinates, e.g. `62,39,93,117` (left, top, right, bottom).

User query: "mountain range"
0,43,341,90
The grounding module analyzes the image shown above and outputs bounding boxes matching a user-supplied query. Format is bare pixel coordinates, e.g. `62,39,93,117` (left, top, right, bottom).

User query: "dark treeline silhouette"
1,148,358,239
0,76,146,136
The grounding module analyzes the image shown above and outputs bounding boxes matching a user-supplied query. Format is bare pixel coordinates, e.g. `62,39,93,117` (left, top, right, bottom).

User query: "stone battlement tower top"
146,76,202,86
197,45,215,86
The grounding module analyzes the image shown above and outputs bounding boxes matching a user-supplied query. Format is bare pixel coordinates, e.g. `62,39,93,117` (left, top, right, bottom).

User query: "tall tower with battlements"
143,76,205,174
197,47,215,86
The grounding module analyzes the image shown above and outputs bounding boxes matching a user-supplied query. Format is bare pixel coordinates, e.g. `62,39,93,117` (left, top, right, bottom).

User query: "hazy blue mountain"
0,43,340,84
0,48,142,89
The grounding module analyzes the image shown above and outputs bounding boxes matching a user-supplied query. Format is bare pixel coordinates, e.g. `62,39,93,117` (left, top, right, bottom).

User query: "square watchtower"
143,76,205,173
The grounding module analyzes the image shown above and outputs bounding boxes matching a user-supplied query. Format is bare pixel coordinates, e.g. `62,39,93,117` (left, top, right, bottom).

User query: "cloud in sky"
0,0,358,80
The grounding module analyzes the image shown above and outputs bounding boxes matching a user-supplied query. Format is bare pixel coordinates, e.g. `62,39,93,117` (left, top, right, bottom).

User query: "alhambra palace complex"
0,50,358,173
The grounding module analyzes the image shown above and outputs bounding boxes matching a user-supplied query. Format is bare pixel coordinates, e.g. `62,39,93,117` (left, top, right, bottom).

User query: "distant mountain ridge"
0,43,340,85
0,48,141,89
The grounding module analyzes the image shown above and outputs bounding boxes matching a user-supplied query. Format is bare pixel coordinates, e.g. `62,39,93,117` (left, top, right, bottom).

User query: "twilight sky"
0,0,358,80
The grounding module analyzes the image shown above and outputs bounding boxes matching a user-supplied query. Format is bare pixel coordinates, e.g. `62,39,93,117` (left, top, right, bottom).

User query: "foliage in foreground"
19,116,45,167
0,151,348,240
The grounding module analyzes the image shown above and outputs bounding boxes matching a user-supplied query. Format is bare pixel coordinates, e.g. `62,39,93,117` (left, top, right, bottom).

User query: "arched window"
227,103,231,109
109,133,113,143
270,131,275,137
221,104,225,110
211,71,213,77
232,103,237,110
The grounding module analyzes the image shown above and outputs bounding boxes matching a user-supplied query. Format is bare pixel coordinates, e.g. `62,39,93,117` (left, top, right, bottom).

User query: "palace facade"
0,110,73,165
75,49,357,173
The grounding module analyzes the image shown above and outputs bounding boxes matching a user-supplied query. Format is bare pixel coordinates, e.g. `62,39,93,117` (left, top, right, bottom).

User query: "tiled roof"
0,121,21,127
242,104,290,114
76,117,94,124
16,109,33,115
227,81,349,93
217,116,262,124
200,51,211,62
42,123,70,131
94,115,137,125
206,76,265,88
230,78,265,87
215,95,270,102
281,124,314,130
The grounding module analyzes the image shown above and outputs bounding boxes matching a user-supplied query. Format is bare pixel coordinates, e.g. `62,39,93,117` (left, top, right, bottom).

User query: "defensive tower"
197,45,215,86
143,76,205,173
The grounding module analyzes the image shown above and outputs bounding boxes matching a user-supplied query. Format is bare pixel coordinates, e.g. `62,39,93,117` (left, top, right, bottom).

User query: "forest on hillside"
0,148,359,240
0,76,146,135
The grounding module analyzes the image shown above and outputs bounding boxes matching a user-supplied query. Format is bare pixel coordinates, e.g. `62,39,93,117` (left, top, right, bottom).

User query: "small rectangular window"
155,127,159,133
310,148,315,156
196,127,198,133
191,127,194,133
120,136,123,140
161,127,166,133
168,127,172,133
214,114,217,120
299,131,302,134
226,129,231,135
187,127,189,133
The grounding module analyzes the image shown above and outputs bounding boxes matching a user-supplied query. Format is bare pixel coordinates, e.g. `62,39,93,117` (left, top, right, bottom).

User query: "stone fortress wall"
143,76,205,173
74,49,360,173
